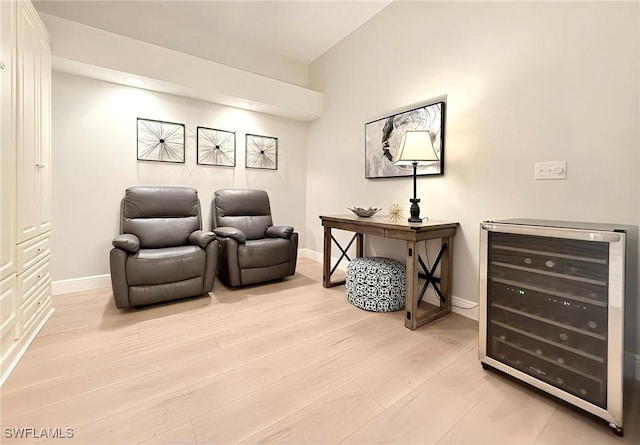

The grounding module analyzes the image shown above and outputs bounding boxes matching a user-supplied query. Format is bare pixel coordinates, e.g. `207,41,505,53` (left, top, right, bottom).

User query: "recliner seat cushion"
126,245,205,286
238,238,291,269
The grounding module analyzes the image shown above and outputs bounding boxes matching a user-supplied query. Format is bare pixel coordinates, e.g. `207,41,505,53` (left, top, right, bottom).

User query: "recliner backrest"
213,189,273,240
121,186,201,248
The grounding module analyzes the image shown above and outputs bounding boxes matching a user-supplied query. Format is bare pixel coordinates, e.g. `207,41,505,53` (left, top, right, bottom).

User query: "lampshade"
394,130,439,165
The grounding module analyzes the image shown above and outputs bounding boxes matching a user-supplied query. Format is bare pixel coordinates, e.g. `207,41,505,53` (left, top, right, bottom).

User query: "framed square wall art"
246,134,278,170
137,118,185,163
197,126,236,167
364,101,445,179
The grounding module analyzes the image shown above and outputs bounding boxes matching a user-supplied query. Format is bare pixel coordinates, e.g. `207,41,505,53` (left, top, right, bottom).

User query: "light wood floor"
1,258,638,444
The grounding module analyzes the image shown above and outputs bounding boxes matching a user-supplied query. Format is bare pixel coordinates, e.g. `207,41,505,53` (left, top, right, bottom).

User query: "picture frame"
364,101,445,179
197,126,236,167
246,134,278,170
136,118,185,163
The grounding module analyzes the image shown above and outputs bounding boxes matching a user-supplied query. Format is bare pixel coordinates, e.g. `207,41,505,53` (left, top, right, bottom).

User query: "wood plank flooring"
1,258,638,444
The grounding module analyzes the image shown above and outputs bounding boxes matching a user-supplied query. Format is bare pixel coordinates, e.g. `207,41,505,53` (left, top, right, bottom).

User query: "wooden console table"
320,214,459,330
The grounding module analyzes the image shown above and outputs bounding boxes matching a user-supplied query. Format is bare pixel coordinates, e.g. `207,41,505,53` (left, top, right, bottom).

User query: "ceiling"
33,0,392,67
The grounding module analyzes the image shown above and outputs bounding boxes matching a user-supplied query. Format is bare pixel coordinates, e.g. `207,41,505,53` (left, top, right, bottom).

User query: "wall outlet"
534,161,567,180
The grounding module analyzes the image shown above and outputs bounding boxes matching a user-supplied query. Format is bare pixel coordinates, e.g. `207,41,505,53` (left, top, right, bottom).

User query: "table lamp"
394,130,439,222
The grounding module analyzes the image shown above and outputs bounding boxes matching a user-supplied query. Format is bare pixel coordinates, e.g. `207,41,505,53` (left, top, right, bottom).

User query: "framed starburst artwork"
136,118,185,163
197,126,236,167
246,134,278,170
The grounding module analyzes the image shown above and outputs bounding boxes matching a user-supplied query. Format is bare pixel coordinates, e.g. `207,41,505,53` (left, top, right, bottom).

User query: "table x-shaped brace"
329,233,359,276
416,242,448,305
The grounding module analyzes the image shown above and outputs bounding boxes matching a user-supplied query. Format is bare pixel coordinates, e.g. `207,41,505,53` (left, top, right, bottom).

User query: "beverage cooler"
479,219,637,436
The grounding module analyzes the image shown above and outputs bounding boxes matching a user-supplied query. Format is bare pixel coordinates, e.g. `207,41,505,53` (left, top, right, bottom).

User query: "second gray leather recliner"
212,189,298,287
110,186,219,309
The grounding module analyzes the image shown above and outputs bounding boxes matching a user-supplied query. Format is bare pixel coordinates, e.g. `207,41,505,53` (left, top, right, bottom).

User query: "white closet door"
36,33,51,235
1,0,17,280
16,1,50,244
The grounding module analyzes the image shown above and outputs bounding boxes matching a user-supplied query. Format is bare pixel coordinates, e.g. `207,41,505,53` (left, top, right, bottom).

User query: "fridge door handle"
481,223,621,243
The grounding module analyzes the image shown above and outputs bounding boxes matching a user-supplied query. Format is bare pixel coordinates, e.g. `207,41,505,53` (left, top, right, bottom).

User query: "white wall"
51,71,308,281
306,1,639,310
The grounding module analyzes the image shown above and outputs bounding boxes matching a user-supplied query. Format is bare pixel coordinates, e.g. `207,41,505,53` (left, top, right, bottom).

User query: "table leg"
404,240,419,330
441,235,453,314
407,237,455,330
323,226,332,288
356,233,364,257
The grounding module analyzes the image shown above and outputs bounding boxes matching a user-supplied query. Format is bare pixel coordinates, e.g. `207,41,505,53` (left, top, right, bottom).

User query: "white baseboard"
451,295,479,321
52,274,111,296
299,248,319,261
299,248,349,272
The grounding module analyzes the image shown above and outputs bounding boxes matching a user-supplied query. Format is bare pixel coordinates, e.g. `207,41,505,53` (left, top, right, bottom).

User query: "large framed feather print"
364,101,445,179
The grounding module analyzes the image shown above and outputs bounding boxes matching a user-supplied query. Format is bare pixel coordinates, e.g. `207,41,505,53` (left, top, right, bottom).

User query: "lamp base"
408,198,422,223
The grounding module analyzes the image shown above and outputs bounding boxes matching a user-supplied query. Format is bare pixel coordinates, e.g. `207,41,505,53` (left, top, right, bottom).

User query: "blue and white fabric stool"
345,257,406,312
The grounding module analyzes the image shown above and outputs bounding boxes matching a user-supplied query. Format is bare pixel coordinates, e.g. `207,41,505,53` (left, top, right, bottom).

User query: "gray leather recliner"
212,189,298,287
110,186,219,309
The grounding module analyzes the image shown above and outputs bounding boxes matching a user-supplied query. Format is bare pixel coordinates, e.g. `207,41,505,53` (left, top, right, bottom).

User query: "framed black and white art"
246,134,278,170
197,126,236,167
136,118,185,163
364,101,445,179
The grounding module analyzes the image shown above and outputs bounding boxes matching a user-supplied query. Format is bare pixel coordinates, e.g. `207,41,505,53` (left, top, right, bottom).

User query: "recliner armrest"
112,234,140,253
189,230,217,249
213,227,247,244
266,225,294,239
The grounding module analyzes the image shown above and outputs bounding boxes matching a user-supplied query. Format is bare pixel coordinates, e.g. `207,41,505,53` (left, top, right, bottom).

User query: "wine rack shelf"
479,219,637,437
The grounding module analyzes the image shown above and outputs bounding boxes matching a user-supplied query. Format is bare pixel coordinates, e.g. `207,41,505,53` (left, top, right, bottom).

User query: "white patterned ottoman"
345,257,406,312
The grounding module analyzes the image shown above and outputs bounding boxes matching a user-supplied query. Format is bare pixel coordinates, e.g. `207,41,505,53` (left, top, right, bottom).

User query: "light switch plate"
535,161,567,180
